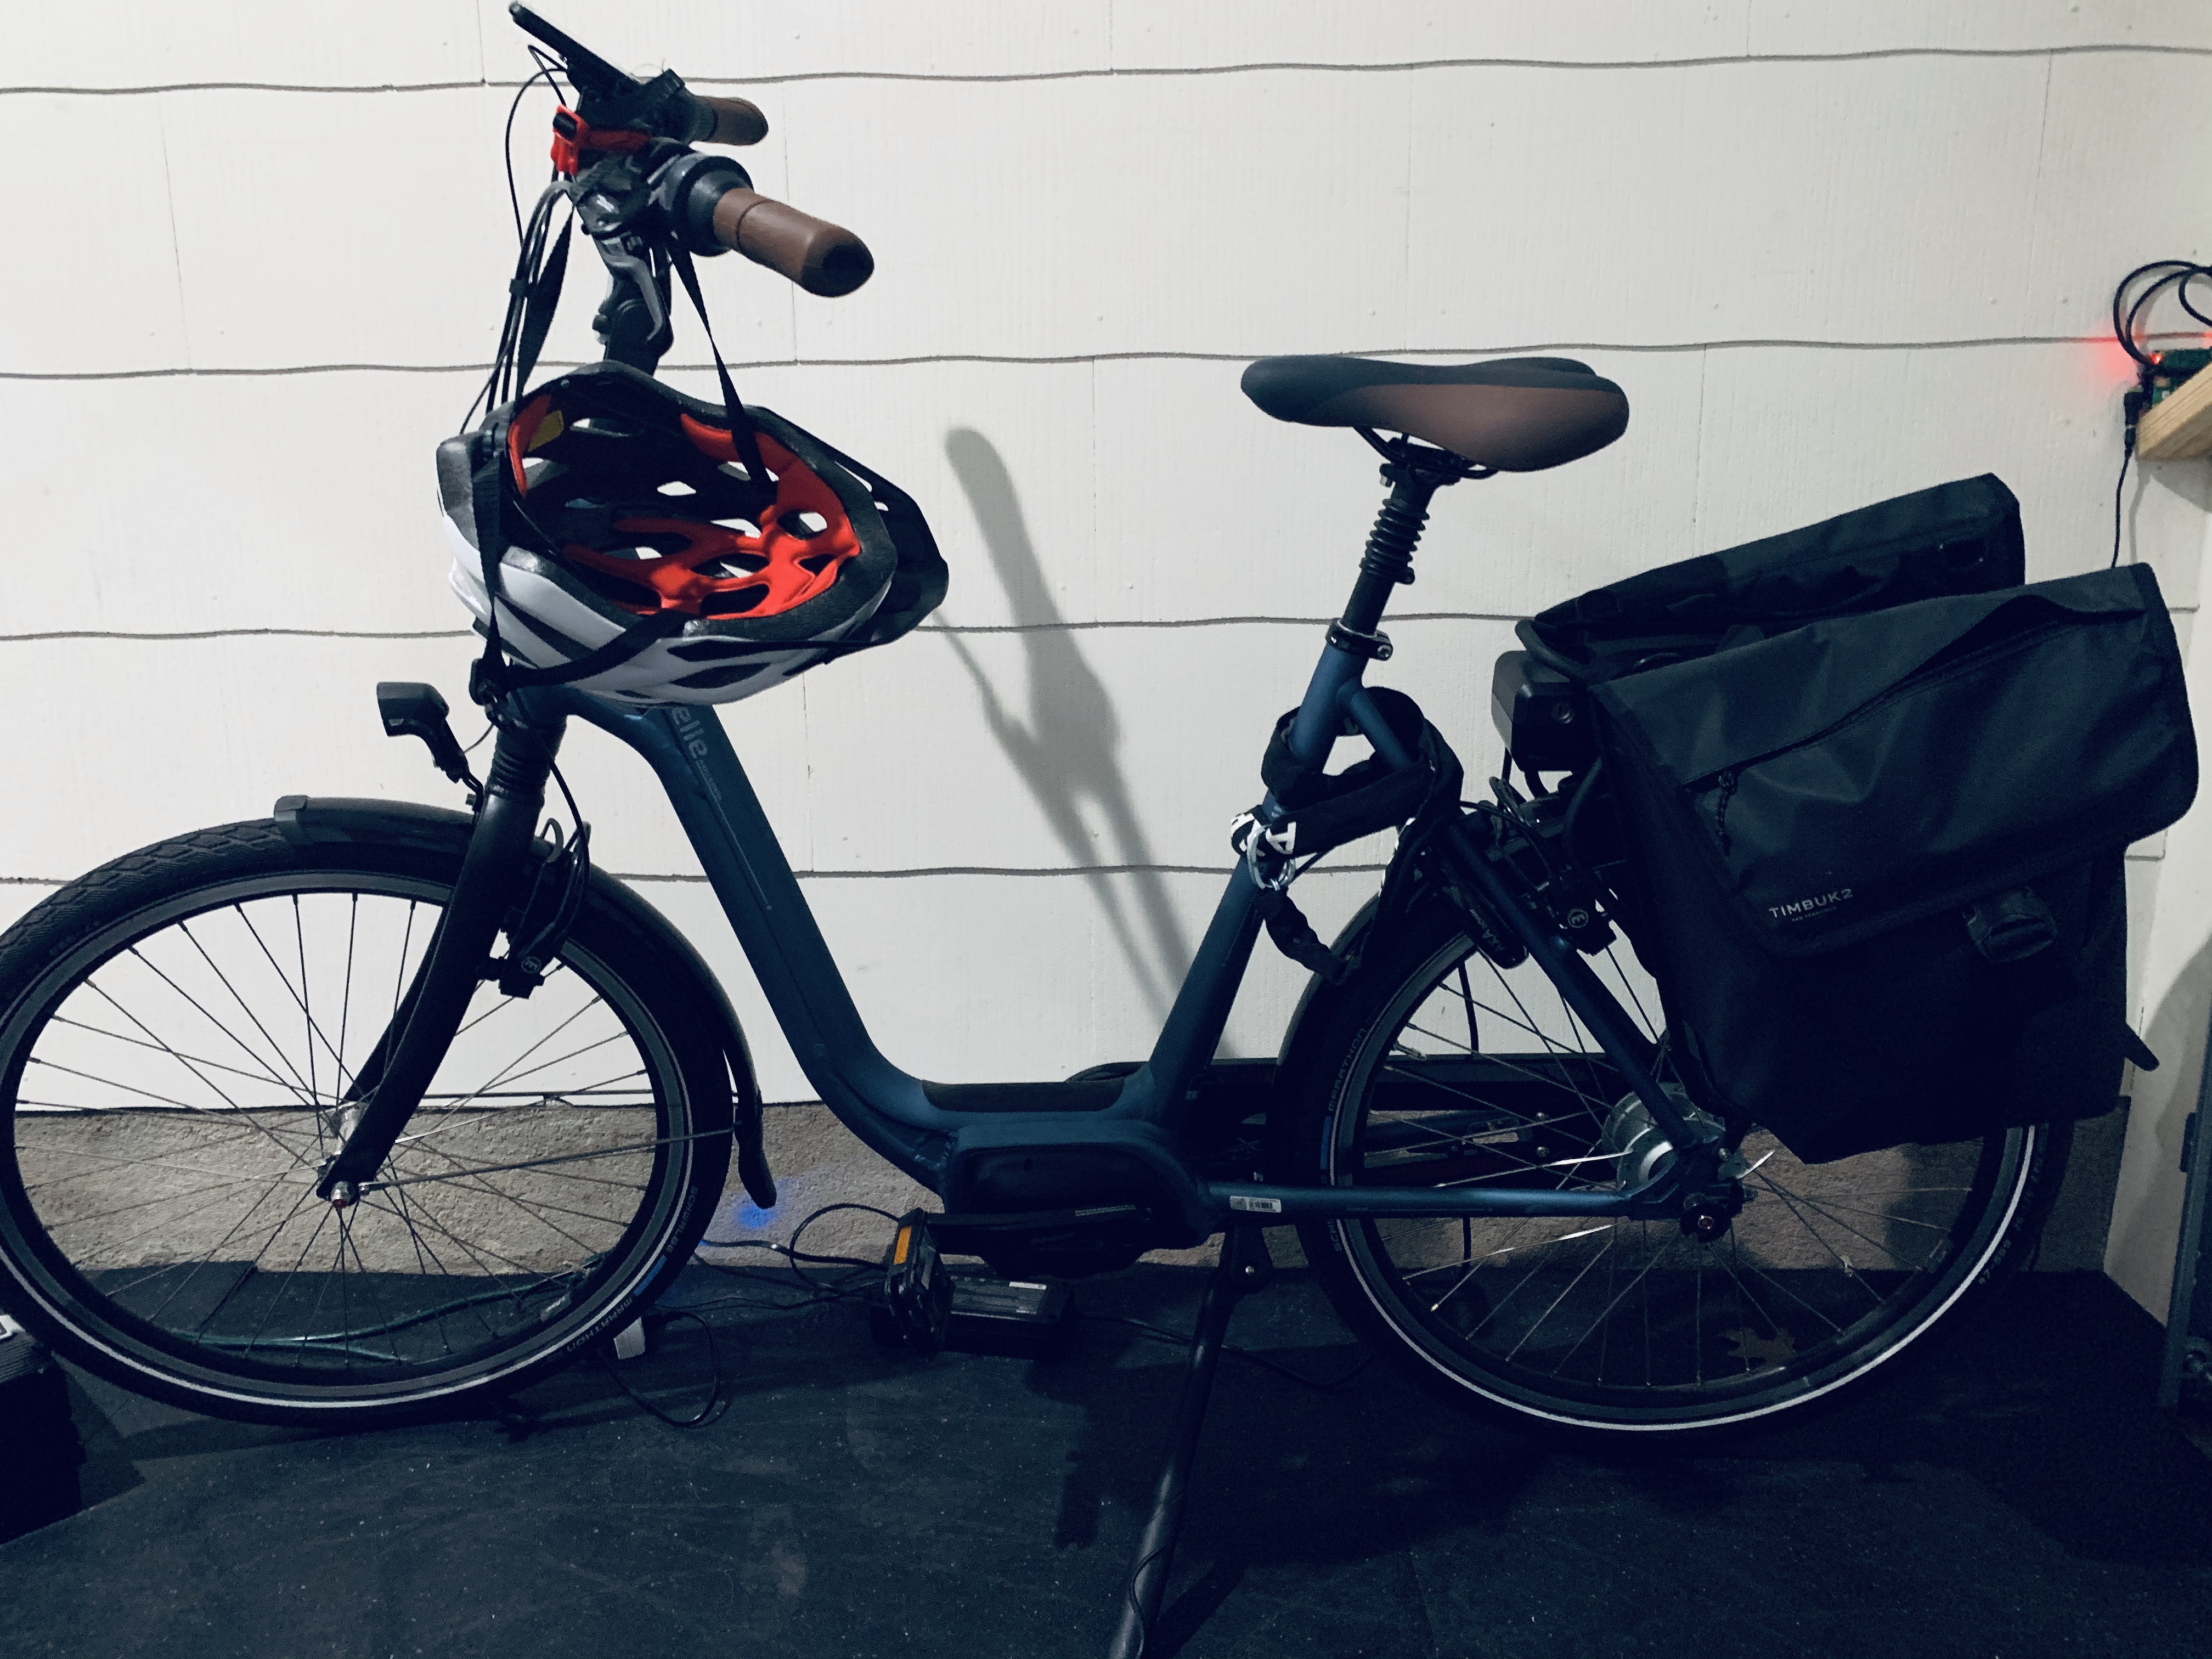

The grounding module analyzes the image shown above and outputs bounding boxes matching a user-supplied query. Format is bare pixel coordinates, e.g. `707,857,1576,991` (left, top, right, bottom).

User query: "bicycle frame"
492,619,1720,1242
308,92,1718,1237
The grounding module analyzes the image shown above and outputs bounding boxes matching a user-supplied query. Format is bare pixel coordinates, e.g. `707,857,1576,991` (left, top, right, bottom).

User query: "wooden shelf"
2139,363,2212,460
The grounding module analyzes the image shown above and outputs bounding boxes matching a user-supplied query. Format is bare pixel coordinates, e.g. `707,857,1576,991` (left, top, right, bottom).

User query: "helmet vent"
673,663,772,691
712,518,762,537
669,639,766,663
698,584,772,617
789,511,830,536
657,480,698,497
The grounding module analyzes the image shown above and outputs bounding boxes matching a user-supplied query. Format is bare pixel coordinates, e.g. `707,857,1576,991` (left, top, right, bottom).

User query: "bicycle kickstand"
1104,1223,1273,1659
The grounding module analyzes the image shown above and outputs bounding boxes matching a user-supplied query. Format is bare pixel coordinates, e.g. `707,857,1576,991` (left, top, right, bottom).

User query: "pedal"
879,1209,955,1355
869,1269,1073,1361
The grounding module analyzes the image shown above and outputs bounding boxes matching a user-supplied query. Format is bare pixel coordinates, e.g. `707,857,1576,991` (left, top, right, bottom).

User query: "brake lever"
591,235,672,359
569,153,675,360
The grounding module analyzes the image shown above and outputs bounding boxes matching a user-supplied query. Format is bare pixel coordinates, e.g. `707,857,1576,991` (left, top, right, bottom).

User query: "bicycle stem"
314,714,563,1201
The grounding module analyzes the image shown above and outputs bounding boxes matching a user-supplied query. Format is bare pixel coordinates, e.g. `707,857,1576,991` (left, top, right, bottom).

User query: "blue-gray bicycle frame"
530,629,1713,1242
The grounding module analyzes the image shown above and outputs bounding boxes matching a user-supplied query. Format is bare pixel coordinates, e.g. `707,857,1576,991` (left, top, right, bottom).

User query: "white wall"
3,5,2209,1160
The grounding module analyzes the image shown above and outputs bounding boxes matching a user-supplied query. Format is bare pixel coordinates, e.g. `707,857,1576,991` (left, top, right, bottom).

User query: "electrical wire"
2107,258,2211,568
612,1199,1381,1430
597,1310,728,1429
2112,259,2212,371
504,48,568,244
592,1204,899,1430
2111,419,2136,570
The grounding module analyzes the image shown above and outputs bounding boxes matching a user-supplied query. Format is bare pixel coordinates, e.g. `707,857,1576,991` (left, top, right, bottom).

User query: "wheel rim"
1327,929,2035,1431
0,873,696,1411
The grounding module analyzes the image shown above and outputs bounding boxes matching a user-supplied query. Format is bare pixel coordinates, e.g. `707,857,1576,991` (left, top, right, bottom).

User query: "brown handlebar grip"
710,188,875,298
692,95,768,147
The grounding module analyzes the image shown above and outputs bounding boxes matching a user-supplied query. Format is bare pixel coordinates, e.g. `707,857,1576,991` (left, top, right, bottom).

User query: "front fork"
312,709,565,1201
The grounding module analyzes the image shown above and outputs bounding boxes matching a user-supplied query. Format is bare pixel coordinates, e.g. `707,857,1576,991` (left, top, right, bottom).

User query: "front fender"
272,794,775,1208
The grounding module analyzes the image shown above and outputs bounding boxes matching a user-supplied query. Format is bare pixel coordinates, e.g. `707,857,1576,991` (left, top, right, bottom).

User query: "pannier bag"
1524,473,2025,680
1592,563,2195,1162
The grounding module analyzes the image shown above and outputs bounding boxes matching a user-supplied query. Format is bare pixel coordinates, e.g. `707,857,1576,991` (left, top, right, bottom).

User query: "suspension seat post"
1338,460,1447,640
314,707,567,1200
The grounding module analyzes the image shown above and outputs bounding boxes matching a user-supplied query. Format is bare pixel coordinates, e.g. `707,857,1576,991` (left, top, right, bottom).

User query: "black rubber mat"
4,1267,2208,1658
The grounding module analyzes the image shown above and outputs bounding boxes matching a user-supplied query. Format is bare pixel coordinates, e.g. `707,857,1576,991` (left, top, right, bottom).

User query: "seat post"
1339,468,1435,638
1288,439,1480,763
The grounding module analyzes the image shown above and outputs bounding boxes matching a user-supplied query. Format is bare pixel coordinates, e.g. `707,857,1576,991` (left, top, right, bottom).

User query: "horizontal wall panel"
0,88,799,375
0,851,1372,1108
6,2,484,91
638,865,1391,1102
2023,51,2212,336
17,4,2209,93
0,342,2161,639
470,0,1115,86
1683,341,2207,598
8,59,2207,374
1117,2,2212,70
156,88,795,374
0,635,475,880
0,98,191,375
787,61,2074,360
0,623,1495,881
1744,1,2212,55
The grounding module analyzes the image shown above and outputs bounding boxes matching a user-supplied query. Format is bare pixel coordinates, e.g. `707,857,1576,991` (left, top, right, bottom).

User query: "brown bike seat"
1240,356,1629,472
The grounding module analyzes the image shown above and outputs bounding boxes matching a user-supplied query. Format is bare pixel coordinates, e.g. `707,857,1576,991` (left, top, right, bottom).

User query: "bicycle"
0,9,2079,1651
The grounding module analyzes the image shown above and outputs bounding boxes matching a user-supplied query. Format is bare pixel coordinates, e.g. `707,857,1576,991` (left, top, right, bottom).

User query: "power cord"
616,1201,1379,1427
2109,259,2212,568
597,1310,727,1429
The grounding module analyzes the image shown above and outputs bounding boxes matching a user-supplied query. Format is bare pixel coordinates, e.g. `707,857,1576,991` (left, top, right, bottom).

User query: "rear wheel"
0,820,731,1425
1276,898,2068,1441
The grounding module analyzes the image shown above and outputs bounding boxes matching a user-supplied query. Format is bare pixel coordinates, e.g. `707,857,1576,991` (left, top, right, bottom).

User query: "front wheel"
0,817,733,1425
1274,897,2069,1442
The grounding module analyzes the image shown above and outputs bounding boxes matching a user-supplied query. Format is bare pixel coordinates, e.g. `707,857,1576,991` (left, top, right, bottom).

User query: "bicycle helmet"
442,362,945,705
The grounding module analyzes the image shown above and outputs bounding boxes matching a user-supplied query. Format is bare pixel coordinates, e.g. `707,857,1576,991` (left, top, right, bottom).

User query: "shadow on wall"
2108,927,2212,1314
939,428,1192,1023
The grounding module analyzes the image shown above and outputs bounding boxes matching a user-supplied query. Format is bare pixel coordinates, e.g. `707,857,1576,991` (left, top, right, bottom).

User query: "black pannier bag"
1589,563,2195,1162
1498,475,2028,772
1525,473,2025,677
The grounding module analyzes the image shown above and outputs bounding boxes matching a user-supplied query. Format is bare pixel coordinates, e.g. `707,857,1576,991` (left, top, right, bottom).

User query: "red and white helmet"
442,363,944,705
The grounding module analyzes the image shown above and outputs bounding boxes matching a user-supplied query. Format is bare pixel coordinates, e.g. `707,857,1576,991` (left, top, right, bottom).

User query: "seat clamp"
1328,621,1394,662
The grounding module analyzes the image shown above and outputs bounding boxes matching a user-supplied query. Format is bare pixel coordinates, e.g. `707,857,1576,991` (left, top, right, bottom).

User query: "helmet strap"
669,244,770,489
464,205,782,709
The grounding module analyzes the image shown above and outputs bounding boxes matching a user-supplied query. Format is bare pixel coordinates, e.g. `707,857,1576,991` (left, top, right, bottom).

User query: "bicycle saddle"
1240,355,1629,472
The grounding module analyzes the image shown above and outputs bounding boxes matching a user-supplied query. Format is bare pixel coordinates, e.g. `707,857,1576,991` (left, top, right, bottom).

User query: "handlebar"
514,4,873,299
689,94,768,148
711,188,874,298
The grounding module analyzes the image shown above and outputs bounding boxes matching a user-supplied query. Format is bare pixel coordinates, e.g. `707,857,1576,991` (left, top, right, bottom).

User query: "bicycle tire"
1272,892,2069,1442
0,815,733,1425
